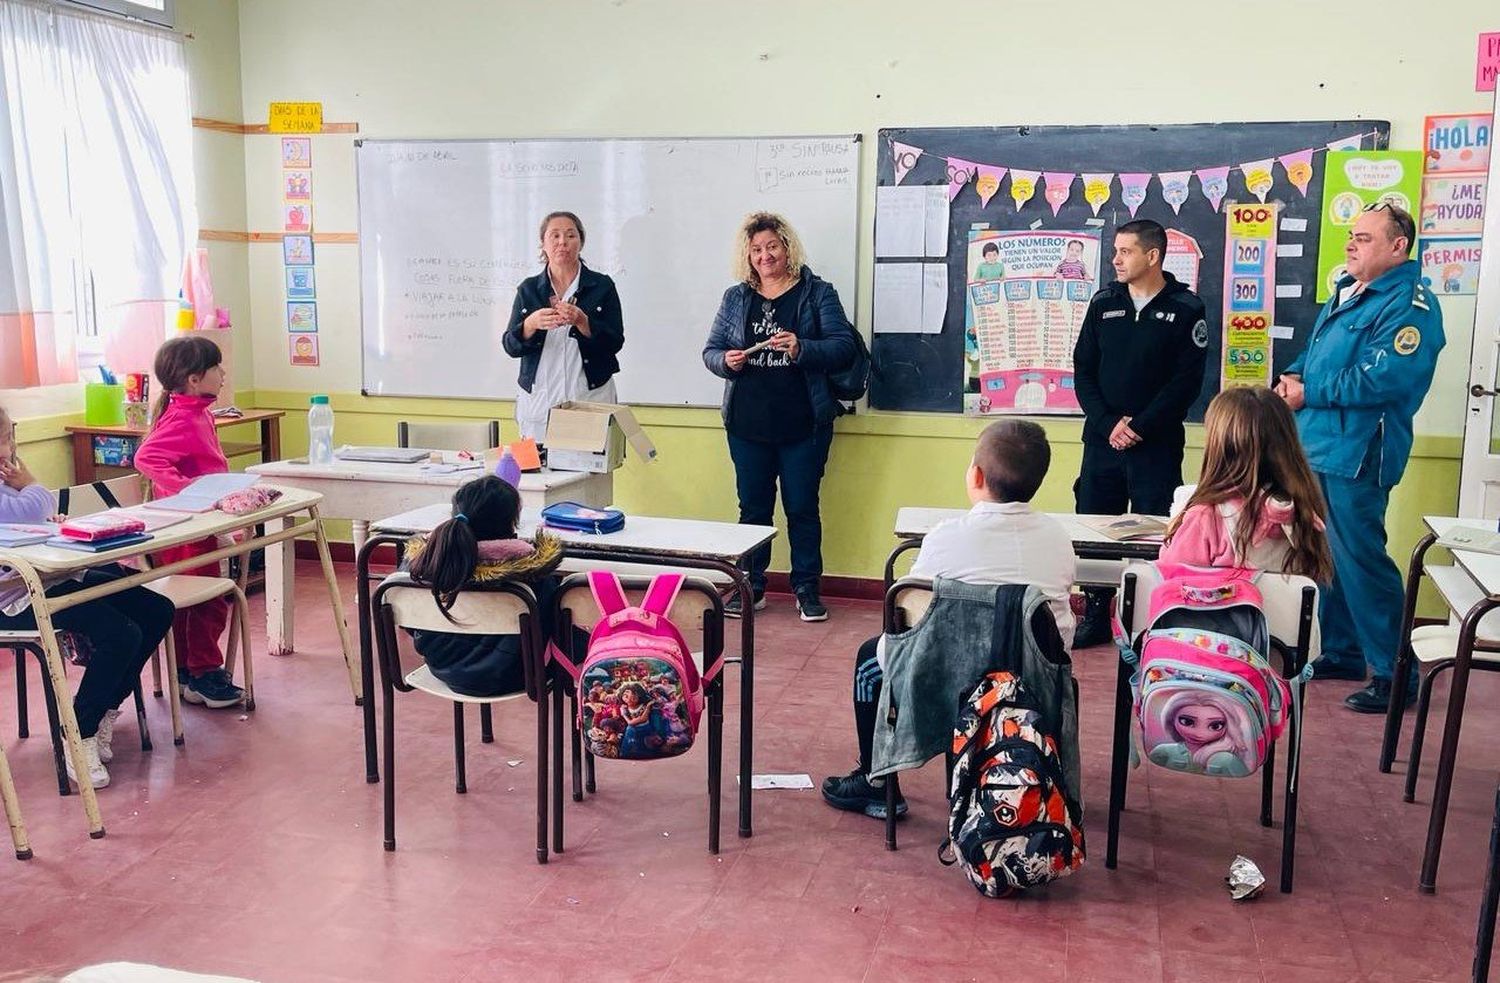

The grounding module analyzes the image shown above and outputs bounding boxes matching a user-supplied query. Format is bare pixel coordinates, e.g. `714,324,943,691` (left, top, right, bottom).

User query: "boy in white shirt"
821,420,1077,819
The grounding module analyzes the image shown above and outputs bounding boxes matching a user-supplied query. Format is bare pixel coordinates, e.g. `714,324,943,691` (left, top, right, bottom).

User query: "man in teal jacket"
1276,202,1444,713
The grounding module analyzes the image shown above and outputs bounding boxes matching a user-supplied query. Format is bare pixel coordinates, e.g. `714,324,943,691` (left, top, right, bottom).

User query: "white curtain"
0,0,195,388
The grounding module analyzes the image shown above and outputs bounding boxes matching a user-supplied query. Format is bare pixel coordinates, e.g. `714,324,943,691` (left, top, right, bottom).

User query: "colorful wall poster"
1424,113,1492,174
1315,151,1424,301
1420,174,1487,235
1163,228,1203,293
289,333,320,366
286,301,318,333
963,230,1099,416
283,169,312,200
1479,32,1500,92
285,266,316,300
282,235,314,266
281,137,312,168
283,202,312,234
1419,236,1483,295
1221,203,1278,389
268,102,323,134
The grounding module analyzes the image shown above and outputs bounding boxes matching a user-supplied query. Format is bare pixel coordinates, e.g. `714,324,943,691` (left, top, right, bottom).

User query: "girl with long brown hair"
1160,385,1332,582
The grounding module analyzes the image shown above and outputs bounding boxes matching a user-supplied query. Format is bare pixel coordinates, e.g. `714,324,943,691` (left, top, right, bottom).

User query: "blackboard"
871,120,1391,415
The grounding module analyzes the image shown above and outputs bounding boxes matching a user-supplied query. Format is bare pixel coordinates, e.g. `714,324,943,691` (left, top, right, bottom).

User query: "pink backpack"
1117,563,1292,778
571,571,710,761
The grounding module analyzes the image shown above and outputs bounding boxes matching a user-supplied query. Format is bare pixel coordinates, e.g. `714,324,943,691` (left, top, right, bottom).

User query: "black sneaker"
723,590,766,619
821,770,907,819
181,669,245,709
1311,657,1367,681
795,588,828,623
1344,677,1417,714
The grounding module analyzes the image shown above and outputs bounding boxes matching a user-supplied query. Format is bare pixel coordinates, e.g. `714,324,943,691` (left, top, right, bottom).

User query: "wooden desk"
66,409,284,483
247,457,611,656
359,503,775,839
0,485,354,842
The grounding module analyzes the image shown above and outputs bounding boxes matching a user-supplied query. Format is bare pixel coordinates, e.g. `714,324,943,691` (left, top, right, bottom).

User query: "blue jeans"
726,425,834,594
1316,442,1410,683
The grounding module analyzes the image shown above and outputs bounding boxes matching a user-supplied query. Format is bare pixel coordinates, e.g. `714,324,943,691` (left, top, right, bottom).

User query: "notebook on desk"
0,523,59,547
147,473,260,513
333,446,431,464
46,532,153,553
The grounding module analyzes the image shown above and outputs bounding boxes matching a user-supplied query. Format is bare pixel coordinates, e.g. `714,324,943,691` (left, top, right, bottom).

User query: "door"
1459,88,1500,516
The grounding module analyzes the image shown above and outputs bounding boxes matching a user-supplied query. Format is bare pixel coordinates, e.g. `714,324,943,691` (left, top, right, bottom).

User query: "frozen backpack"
1117,563,1293,778
941,671,1085,896
568,571,712,761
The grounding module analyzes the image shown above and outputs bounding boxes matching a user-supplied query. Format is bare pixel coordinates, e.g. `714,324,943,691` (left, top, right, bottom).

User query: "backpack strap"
587,570,630,618
641,572,684,617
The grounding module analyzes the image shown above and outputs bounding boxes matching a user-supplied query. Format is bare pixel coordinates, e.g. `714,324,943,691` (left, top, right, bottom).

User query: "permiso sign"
268,102,323,134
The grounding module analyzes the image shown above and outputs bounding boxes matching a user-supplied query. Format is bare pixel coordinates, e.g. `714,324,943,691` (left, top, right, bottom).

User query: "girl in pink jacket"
1159,386,1332,583
133,335,244,709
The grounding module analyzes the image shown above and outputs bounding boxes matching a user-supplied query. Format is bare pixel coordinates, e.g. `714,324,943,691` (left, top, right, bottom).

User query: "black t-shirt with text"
727,281,814,443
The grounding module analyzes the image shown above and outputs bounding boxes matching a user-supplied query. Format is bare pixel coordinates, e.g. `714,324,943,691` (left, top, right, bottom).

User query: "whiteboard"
356,136,861,405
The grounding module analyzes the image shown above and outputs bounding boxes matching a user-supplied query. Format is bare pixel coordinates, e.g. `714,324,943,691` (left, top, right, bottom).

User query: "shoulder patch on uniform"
1412,284,1430,311
1191,319,1209,349
1393,325,1421,356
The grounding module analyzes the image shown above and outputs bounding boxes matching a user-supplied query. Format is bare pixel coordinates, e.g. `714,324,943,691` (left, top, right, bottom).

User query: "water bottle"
308,394,334,465
495,446,522,488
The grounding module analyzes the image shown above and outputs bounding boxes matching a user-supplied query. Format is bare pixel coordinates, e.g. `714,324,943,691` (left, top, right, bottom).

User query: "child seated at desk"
820,420,1077,819
133,335,244,709
0,404,175,789
403,476,564,697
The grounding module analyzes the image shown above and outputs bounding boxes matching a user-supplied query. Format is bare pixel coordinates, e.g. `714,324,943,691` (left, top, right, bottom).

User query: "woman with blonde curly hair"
702,212,857,622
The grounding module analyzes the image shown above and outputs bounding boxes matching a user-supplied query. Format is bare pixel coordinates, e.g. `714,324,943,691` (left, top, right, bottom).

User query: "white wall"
233,0,1497,435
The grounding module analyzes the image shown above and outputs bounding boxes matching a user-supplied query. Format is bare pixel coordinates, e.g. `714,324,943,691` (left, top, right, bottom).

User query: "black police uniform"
1071,270,1209,516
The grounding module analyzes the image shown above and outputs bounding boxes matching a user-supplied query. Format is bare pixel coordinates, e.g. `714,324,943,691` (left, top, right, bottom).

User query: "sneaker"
723,590,766,619
64,736,110,790
1344,677,1417,714
181,668,245,709
1311,657,1367,681
795,588,829,623
821,769,907,820
94,708,122,764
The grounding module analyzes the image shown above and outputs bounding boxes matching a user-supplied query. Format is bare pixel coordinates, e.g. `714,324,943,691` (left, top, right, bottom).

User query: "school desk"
358,503,775,839
246,457,610,655
0,486,352,842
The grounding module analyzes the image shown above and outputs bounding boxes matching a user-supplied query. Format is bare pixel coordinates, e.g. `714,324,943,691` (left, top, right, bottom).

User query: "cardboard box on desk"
543,401,657,474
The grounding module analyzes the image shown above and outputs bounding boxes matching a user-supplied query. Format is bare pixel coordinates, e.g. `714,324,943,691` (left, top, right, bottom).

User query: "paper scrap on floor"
742,773,815,790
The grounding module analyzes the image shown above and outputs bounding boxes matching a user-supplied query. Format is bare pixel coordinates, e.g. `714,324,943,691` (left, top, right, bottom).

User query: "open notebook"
147,473,260,513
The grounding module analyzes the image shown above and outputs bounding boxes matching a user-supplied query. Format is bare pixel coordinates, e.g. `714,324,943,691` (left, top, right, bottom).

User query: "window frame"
59,0,174,30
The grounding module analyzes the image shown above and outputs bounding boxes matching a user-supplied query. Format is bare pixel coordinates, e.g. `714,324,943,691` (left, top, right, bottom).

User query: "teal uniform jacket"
1283,260,1444,486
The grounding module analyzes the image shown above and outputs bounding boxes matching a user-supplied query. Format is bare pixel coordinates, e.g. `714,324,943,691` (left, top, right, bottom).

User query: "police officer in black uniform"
1070,219,1208,648
1072,219,1209,516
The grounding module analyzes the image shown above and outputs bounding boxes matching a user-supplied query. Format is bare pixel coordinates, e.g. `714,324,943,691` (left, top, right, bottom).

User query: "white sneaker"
95,708,122,764
64,736,110,790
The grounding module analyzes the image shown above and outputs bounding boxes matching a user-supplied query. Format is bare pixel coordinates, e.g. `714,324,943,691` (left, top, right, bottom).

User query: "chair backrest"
396,420,500,453
552,572,721,634
373,572,544,698
885,577,934,632
56,474,146,515
1117,560,1321,666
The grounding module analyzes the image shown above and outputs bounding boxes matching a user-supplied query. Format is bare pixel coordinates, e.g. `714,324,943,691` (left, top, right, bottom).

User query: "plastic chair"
552,572,728,853
372,572,553,862
1105,561,1318,894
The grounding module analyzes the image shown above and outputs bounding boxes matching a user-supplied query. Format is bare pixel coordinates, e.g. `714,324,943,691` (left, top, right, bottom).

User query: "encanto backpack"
1117,563,1293,778
567,571,713,761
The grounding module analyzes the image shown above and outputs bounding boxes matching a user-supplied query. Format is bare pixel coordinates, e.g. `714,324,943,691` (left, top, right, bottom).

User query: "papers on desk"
147,473,259,513
114,506,192,532
418,461,485,475
1436,526,1500,556
1083,514,1168,542
0,523,59,547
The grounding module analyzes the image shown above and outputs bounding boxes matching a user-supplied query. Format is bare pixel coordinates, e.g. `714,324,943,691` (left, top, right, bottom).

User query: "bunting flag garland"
1042,171,1075,215
946,157,979,201
1009,169,1040,211
1278,148,1315,195
1197,165,1231,212
1159,170,1192,214
1082,173,1114,216
885,130,1378,212
1119,173,1152,217
892,141,923,185
975,165,1006,207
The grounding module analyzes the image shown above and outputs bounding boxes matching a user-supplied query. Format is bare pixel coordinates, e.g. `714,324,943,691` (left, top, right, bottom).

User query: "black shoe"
1344,677,1417,714
723,590,766,619
795,588,828,623
181,668,245,709
1311,657,1367,681
1071,588,1113,649
821,770,908,820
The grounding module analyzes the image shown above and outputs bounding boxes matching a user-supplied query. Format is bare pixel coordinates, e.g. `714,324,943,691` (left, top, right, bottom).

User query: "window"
63,0,173,30
0,0,196,389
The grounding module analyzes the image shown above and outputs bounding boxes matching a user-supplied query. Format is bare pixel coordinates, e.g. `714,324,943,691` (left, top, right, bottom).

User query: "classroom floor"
2,562,1498,983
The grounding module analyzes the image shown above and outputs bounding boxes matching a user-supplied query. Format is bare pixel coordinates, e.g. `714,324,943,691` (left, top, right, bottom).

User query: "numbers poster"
964,230,1099,415
1221,203,1277,389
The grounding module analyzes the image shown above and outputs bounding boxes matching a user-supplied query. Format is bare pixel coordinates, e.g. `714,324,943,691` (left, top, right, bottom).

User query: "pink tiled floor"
3,562,1499,982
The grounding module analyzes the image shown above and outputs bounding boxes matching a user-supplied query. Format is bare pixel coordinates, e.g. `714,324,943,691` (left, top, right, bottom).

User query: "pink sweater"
1159,497,1303,574
133,393,228,498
